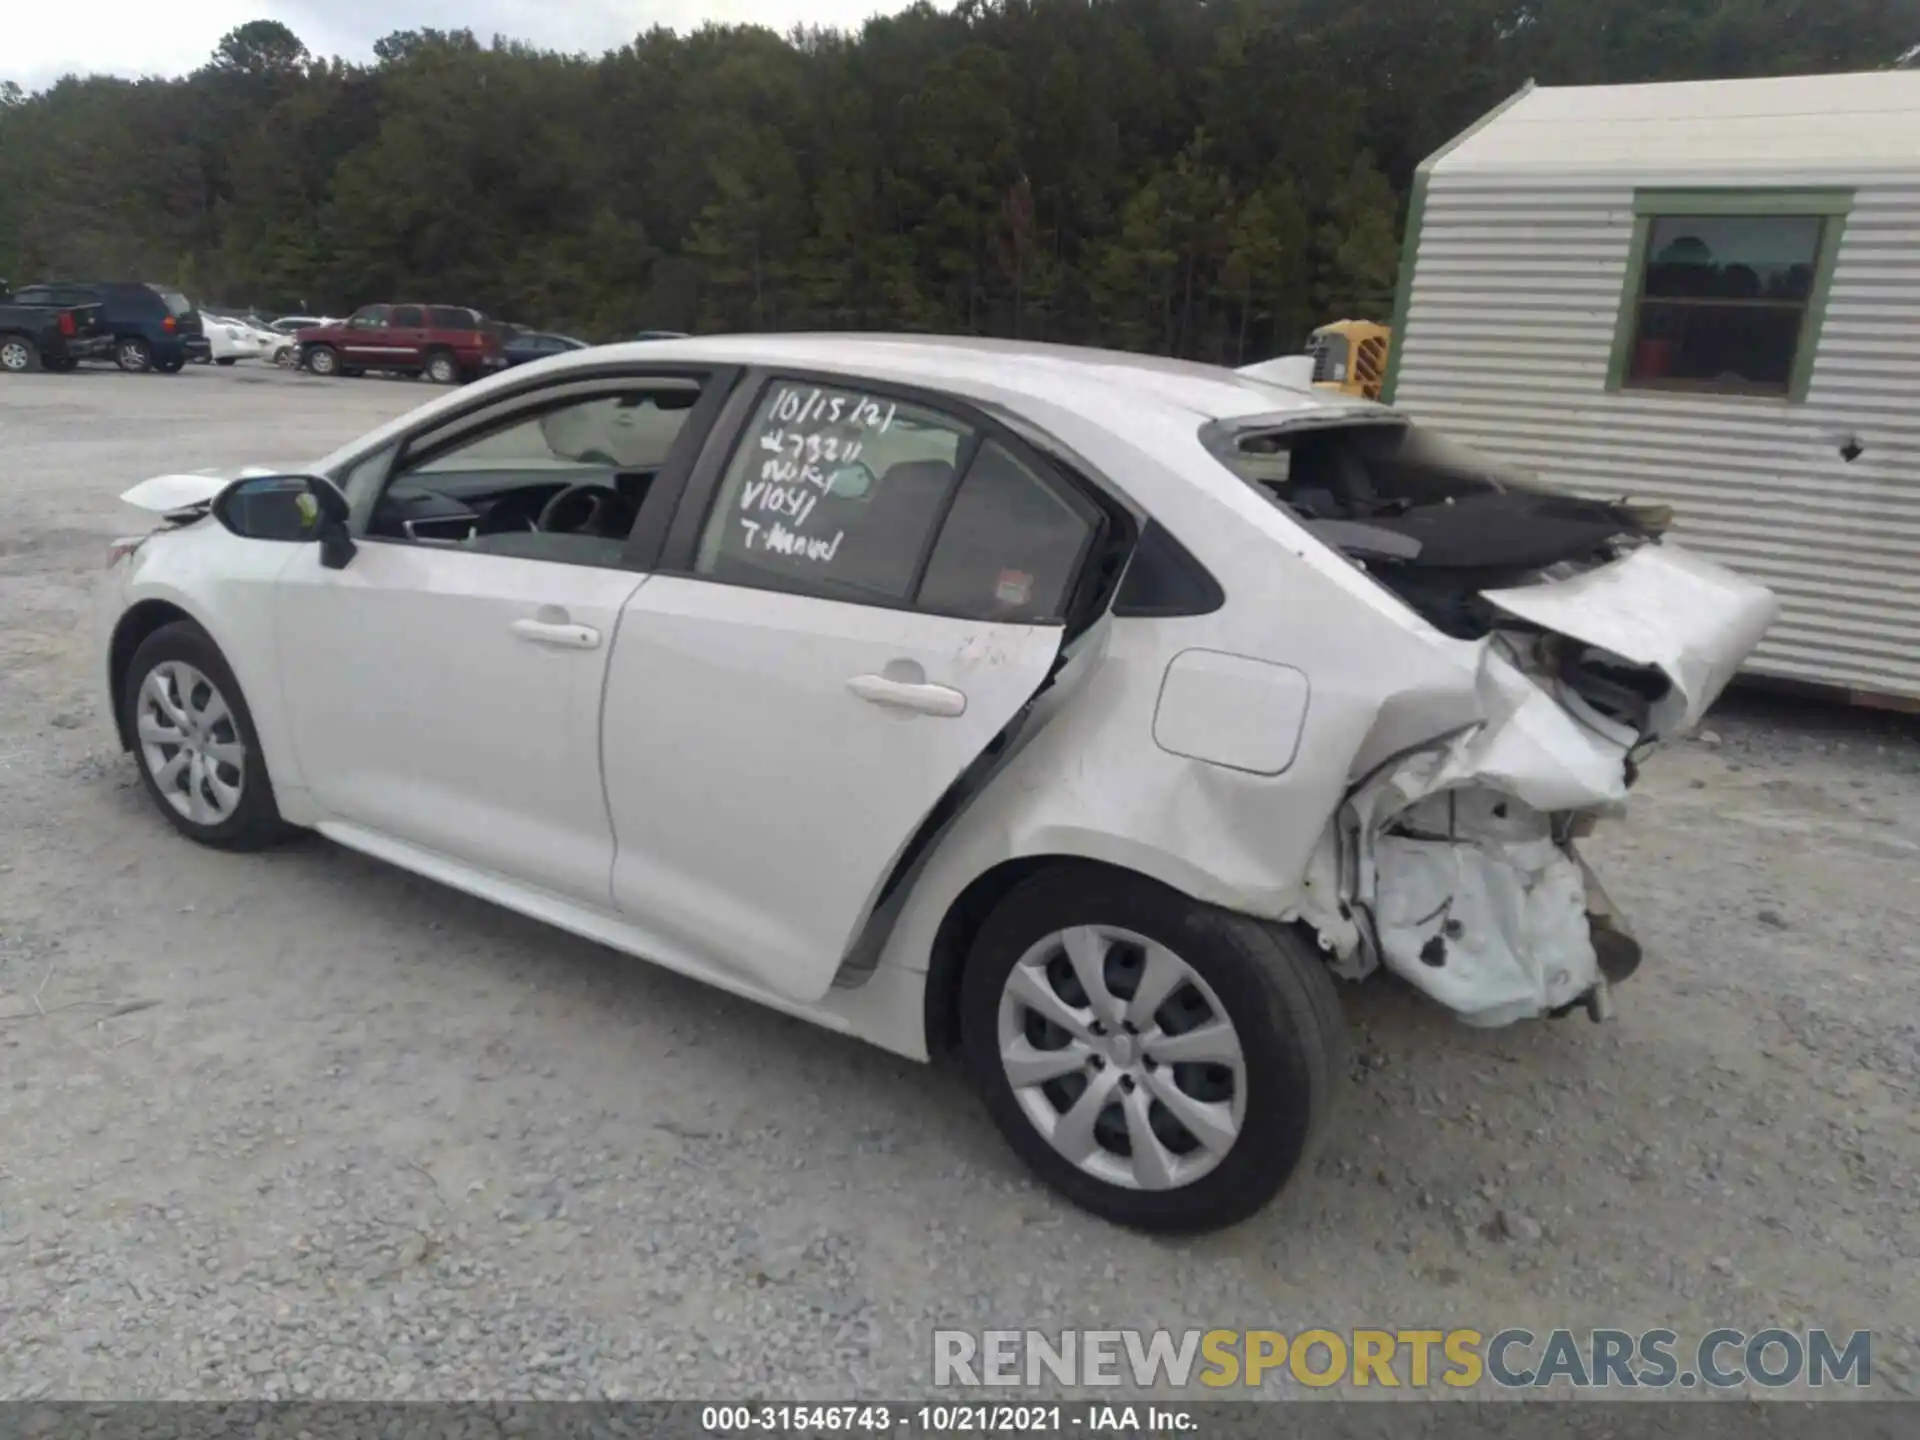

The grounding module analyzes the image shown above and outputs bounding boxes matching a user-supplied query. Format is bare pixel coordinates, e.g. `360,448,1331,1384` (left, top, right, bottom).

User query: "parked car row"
2,278,690,382
1,280,210,372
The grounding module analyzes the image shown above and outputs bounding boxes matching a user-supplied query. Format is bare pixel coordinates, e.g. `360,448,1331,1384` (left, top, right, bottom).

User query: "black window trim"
657,366,1138,630
344,363,743,573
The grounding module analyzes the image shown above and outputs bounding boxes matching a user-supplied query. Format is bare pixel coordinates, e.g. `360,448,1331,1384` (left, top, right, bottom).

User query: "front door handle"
847,673,967,717
510,618,601,651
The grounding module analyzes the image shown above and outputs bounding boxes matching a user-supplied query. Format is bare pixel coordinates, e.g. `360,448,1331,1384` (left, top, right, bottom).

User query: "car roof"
542,332,1378,429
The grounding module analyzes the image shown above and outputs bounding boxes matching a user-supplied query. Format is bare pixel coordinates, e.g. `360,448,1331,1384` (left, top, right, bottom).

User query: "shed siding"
1393,168,1920,701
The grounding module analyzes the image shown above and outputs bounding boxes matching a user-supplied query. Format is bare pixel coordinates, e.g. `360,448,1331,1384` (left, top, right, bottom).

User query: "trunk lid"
1481,541,1778,738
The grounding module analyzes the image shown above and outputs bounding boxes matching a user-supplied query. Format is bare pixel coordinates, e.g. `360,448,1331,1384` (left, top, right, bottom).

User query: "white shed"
1383,70,1920,706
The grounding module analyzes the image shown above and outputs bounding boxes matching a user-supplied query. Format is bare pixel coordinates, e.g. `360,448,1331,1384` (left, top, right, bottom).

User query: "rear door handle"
510,618,601,651
846,673,967,717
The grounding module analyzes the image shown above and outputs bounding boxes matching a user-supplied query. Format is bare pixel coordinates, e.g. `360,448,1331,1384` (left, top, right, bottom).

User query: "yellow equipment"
1307,319,1392,400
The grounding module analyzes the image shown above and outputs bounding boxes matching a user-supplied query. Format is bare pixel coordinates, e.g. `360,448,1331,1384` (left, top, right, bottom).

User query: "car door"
387,305,427,368
602,374,1110,1004
273,368,731,906
340,305,391,364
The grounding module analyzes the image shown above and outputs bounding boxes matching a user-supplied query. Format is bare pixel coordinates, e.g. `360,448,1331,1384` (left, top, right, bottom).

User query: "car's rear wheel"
305,344,340,377
961,866,1346,1233
122,622,291,850
425,350,460,385
155,357,185,374
0,335,41,373
116,337,153,372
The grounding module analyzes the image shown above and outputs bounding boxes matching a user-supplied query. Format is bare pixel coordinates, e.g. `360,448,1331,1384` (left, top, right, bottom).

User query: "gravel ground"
1,365,1917,1403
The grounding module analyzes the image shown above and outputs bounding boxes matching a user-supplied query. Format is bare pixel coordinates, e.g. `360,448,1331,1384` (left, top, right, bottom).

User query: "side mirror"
211,474,357,569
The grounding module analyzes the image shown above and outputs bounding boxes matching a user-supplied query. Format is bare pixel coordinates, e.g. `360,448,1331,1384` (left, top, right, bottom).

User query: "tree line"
0,0,1911,361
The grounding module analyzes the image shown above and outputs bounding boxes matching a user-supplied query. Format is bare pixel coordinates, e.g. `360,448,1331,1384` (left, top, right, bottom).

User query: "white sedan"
202,312,292,365
97,335,1777,1231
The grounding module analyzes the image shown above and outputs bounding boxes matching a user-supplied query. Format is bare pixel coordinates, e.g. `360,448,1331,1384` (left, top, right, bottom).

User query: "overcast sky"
8,0,923,92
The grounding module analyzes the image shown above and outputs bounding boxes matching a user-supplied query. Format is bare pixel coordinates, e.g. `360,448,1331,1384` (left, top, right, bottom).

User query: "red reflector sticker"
995,570,1033,606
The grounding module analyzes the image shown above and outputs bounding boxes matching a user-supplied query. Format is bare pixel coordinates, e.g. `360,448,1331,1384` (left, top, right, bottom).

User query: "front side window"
1612,192,1849,401
695,379,1099,621
349,305,390,329
365,381,703,563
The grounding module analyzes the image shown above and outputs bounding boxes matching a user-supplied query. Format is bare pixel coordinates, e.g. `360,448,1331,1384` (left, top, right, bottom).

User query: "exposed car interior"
1219,419,1666,639
366,383,703,565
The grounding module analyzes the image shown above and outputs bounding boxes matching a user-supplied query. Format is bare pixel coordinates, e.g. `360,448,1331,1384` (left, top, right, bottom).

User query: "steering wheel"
537,481,626,535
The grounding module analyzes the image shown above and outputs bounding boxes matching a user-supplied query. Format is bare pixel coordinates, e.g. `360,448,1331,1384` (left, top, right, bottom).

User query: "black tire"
960,864,1346,1234
155,357,185,374
305,344,340,377
424,350,460,385
121,621,293,851
116,337,153,372
216,356,238,367
0,334,41,374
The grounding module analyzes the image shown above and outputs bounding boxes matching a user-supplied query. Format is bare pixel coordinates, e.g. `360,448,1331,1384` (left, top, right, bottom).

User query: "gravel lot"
1,365,1917,1403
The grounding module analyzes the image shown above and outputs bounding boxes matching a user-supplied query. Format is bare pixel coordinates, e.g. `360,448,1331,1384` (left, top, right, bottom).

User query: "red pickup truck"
298,304,507,384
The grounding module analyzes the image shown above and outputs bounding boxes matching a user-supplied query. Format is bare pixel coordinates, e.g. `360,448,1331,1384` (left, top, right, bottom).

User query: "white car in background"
199,313,272,366
267,316,338,367
96,336,1777,1232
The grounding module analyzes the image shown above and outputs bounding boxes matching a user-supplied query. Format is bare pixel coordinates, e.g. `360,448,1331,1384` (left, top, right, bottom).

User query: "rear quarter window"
428,307,479,328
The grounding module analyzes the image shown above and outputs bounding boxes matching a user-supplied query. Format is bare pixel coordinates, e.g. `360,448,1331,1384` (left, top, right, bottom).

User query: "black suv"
10,281,210,372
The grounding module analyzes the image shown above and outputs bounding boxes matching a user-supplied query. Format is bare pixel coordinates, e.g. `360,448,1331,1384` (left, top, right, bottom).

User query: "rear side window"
694,380,1098,621
917,440,1098,622
696,381,971,604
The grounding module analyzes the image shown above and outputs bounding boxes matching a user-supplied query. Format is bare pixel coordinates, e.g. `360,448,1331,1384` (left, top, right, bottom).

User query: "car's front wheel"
305,344,340,376
122,621,291,850
961,866,1346,1233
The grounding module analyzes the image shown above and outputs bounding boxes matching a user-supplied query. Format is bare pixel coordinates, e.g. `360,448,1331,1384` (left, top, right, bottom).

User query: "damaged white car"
97,335,1776,1232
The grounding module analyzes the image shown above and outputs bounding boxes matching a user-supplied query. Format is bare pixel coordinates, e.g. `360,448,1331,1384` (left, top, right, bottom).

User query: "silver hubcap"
311,350,334,373
1,341,29,370
997,925,1246,1191
431,358,454,381
137,662,245,825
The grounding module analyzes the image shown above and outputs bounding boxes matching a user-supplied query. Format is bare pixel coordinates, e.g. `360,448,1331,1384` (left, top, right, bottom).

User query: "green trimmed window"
1608,189,1852,402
